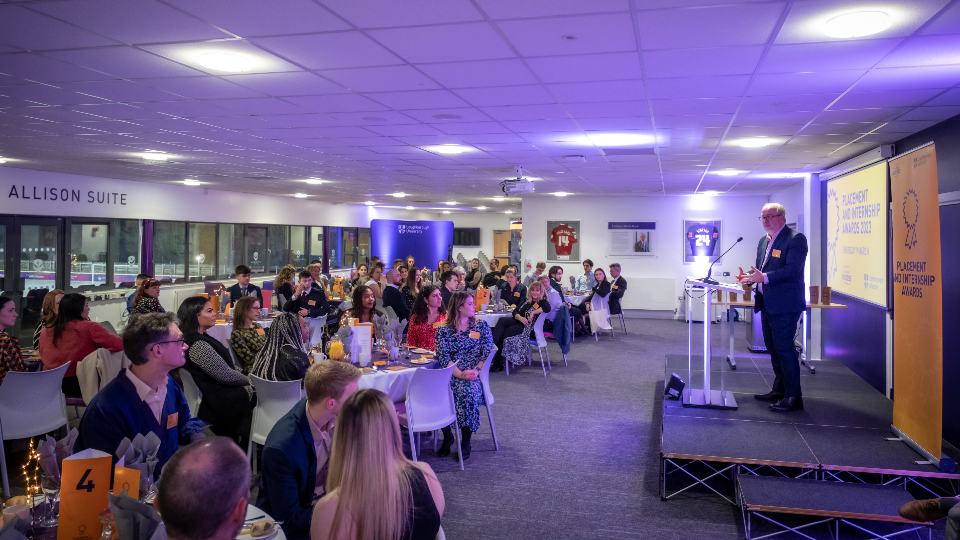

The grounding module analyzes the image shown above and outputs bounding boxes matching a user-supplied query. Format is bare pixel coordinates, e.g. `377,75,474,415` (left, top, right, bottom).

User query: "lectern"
683,278,742,410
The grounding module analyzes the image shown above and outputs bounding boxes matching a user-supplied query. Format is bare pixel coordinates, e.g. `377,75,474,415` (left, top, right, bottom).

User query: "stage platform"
660,353,960,508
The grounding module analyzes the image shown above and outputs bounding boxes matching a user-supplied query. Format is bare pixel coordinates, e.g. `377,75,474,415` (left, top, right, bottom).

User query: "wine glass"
39,474,60,527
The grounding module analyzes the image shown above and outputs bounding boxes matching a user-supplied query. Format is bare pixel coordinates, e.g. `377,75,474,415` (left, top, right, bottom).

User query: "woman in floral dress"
434,291,493,460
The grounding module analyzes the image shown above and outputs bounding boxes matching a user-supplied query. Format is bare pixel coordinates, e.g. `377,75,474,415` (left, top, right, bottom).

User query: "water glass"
39,474,60,527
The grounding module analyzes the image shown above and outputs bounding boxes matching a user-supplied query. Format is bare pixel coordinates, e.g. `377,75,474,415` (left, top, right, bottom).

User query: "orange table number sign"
112,466,141,499
58,449,112,540
261,289,272,311
475,287,490,310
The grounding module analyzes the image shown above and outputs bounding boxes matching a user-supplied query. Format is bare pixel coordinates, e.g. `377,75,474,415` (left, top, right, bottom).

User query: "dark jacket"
257,399,317,540
609,276,627,315
481,271,501,288
382,284,410,321
499,281,527,306
283,288,329,319
754,225,808,314
587,280,612,306
227,283,263,306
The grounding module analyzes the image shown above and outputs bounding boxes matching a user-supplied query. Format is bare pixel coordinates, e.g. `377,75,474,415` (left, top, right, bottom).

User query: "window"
69,222,108,289
188,222,217,281
153,221,186,282
290,226,307,268
244,226,267,274
111,219,141,287
218,224,242,279
309,226,324,264
267,225,289,273
358,228,370,266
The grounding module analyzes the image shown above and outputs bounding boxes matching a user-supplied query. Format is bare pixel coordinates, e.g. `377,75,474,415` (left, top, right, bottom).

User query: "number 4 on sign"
75,469,95,492
58,448,112,540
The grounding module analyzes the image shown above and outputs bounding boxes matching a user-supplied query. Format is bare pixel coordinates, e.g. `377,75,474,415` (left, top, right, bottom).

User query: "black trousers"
491,318,524,369
759,307,803,398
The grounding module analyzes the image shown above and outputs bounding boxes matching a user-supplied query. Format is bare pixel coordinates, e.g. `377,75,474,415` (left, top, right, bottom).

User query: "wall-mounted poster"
683,219,721,263
608,222,656,256
547,220,580,261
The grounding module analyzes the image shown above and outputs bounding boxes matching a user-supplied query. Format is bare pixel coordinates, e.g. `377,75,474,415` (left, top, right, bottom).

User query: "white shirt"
125,369,167,425
306,403,334,499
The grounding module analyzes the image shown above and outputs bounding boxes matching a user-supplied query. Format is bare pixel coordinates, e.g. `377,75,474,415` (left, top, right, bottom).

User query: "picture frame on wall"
547,220,580,262
608,221,655,256
683,219,722,263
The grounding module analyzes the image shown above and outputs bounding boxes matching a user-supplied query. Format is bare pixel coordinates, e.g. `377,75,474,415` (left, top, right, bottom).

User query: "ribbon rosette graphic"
902,188,919,249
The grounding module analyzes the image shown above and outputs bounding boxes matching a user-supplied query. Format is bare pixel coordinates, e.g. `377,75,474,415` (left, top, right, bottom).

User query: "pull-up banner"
890,143,943,461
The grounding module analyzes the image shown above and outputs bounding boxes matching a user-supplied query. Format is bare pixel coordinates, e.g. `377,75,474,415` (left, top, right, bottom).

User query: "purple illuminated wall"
369,219,454,270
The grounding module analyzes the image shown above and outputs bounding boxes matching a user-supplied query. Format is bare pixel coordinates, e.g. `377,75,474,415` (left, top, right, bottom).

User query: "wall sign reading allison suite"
6,183,129,206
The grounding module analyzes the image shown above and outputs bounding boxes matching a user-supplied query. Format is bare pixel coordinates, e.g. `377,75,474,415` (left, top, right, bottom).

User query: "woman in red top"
39,293,123,397
406,285,446,351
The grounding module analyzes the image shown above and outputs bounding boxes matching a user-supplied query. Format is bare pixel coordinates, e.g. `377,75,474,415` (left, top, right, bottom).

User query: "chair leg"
0,430,8,498
569,316,575,343
486,406,500,451
562,352,569,367
454,422,464,471
505,354,510,376
619,313,628,333
538,348,547,378
408,428,418,462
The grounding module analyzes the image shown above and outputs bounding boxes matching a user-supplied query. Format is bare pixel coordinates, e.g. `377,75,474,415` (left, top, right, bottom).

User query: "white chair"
613,311,628,333
528,315,553,377
403,365,464,470
178,369,202,417
477,346,499,451
589,295,615,341
247,376,304,460
0,363,70,497
542,307,569,367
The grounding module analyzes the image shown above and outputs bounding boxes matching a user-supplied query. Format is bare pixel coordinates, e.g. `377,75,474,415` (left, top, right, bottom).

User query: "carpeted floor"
428,317,747,540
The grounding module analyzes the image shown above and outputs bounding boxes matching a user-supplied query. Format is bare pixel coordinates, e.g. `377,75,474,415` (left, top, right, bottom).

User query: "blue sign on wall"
370,219,454,271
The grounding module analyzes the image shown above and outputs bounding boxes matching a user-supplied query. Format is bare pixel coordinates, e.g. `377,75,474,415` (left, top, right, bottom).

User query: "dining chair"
542,307,569,367
528,315,553,377
247,376,304,467
178,368,202,417
403,365,463,470
589,296,615,341
0,362,70,497
477,346,500,451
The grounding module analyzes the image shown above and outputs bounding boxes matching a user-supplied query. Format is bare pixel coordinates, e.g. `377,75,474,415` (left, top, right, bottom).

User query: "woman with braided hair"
250,312,310,381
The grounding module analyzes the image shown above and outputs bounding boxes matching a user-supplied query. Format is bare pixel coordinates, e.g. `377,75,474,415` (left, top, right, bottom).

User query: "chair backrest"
178,368,202,417
0,362,69,440
404,365,456,431
590,294,610,312
478,346,497,407
532,314,549,348
249,375,303,445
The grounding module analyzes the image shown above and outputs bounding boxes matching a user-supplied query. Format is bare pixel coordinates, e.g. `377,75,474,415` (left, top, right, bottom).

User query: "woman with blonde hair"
311,389,444,540
33,288,64,348
275,264,297,307
229,295,266,374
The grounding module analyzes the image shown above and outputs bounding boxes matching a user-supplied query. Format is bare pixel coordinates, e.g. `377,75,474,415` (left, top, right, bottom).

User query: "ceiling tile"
853,65,960,92
748,70,863,95
31,0,231,44
646,76,749,99
548,80,644,102
0,5,118,50
165,0,349,36
877,35,960,68
0,53,109,83
476,0,629,19
254,32,402,70
322,0,483,28
561,101,649,118
365,90,469,109
497,13,637,57
59,80,183,103
46,47,206,79
141,76,267,99
320,66,439,93
284,94,389,113
369,23,514,63
222,72,347,96
526,52,642,83
417,59,538,88
832,88,946,108
456,85,555,107
402,108,495,123
924,87,960,106
436,122,512,135
636,3,786,49
643,46,764,77
760,40,900,73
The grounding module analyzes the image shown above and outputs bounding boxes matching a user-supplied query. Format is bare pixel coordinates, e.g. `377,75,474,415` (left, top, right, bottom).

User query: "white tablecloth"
207,319,272,348
564,294,590,306
244,504,286,540
476,312,511,327
359,367,419,402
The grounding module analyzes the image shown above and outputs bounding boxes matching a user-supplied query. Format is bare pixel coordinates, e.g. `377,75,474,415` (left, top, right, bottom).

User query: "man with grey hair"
77,312,205,474
382,267,410,321
158,437,250,540
738,202,808,412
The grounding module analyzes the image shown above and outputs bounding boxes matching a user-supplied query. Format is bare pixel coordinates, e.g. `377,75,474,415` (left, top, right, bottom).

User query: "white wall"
446,212,512,267
521,193,771,310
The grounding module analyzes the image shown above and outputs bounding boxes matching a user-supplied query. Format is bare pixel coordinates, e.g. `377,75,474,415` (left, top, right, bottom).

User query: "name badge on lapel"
166,412,179,429
307,299,317,306
468,331,480,340
772,249,782,258
255,327,266,337
513,291,521,298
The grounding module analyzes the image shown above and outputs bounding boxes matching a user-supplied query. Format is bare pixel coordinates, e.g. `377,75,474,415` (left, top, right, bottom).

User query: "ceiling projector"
500,166,536,195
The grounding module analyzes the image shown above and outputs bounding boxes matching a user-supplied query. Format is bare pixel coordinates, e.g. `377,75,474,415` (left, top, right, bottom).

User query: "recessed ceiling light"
475,206,488,210
504,210,514,215
491,196,506,202
552,192,572,197
420,144,476,155
442,210,451,215
301,178,329,185
711,169,747,177
140,151,170,162
390,192,408,198
182,179,204,186
405,206,414,211
190,50,259,73
0,157,8,164
728,137,778,149
823,10,892,39
701,190,721,197
565,132,657,147
444,201,459,206
293,193,309,199
363,200,376,206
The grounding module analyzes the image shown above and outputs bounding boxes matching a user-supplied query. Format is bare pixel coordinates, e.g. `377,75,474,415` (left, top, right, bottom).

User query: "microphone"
702,236,743,284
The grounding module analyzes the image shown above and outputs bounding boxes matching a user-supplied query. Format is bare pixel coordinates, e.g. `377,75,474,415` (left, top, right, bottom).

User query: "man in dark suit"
608,262,627,315
738,203,808,413
439,270,459,308
284,271,329,319
257,361,361,540
226,264,262,306
382,267,409,321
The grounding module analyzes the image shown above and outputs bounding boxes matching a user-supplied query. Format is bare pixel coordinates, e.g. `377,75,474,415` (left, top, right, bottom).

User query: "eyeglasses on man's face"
758,213,783,222
154,338,186,347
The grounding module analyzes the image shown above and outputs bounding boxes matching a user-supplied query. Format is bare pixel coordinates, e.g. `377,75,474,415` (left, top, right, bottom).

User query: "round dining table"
564,293,590,306
240,504,286,540
355,351,439,402
476,311,512,327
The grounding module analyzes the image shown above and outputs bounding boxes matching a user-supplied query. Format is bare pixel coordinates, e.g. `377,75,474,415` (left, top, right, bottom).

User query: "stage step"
737,475,933,539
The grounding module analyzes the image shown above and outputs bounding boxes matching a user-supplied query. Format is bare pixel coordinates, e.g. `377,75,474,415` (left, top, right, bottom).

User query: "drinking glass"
39,474,60,527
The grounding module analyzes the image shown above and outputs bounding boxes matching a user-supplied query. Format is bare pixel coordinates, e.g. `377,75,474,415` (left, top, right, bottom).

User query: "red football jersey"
550,223,578,258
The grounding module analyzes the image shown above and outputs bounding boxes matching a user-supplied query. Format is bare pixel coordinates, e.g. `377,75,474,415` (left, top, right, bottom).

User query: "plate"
237,522,279,540
410,348,432,354
410,357,432,365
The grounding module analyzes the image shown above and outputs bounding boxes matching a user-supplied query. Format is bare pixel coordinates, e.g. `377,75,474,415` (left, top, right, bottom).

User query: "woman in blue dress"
434,291,494,460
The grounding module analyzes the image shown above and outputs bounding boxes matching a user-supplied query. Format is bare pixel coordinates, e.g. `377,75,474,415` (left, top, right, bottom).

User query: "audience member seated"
549,266,586,335
229,296,266,374
126,273,151,313
899,496,959,539
432,260,451,284
585,267,612,309
465,258,483,290
351,263,368,290
382,268,410,321
157,437,250,540
401,265,422,315
131,278,165,314
481,258,502,288
498,270,527,309
275,265,298,308
311,389,444,540
523,261,547,287
227,264,263,307
453,266,467,291
491,282,550,372
0,296,26,382
439,270,459,309
178,296,253,447
406,285,446,352
339,285,383,330
250,312,309,381
33,288,63,348
77,312,205,474
405,255,416,271
365,263,385,301
285,271,330,319
434,292,494,460
575,259,597,293
608,262,627,318
40,292,123,397
259,361,361,540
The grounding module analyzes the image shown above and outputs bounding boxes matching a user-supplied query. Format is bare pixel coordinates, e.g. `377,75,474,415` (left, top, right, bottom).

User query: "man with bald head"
157,437,250,540
382,267,410,321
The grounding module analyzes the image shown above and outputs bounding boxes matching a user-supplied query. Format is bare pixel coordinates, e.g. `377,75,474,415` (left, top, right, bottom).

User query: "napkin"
109,494,162,540
37,428,79,480
116,432,162,492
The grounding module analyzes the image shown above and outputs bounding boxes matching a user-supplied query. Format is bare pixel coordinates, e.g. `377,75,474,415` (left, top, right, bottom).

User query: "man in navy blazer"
226,264,263,306
738,203,808,412
382,267,410,321
256,361,361,540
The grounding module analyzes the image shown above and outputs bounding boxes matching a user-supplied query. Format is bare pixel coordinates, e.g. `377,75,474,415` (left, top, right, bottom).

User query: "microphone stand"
701,236,743,284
